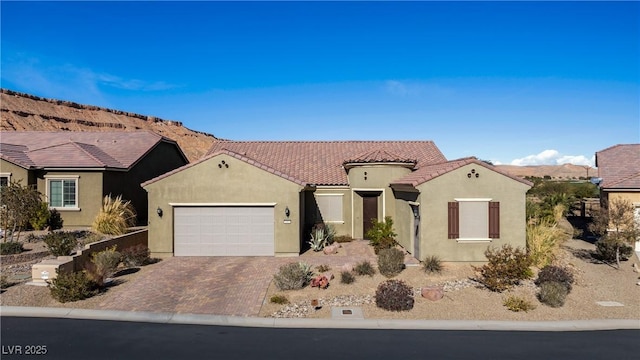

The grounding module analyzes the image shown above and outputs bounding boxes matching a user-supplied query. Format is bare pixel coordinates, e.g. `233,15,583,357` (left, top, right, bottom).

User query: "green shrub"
269,294,289,305
273,262,314,291
333,235,354,243
366,216,397,254
43,232,78,256
47,209,63,230
474,244,533,292
503,295,536,312
92,195,136,235
29,202,50,230
354,260,376,276
595,236,634,262
538,281,568,308
422,255,443,273
90,246,122,283
340,271,356,284
0,241,24,255
375,279,414,311
377,247,405,278
121,244,151,267
48,271,100,303
0,275,12,289
535,265,574,292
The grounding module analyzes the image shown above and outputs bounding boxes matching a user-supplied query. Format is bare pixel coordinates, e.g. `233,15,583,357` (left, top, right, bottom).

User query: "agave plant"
308,224,328,251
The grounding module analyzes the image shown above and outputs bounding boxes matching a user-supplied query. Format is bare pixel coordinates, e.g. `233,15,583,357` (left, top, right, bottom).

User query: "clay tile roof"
0,131,179,169
204,140,447,186
596,144,640,189
391,157,533,187
344,148,417,166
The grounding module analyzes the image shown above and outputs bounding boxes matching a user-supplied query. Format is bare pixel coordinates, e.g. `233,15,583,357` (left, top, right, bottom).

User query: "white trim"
0,172,11,184
314,186,350,190
408,201,420,206
169,203,277,207
45,176,80,210
315,193,346,197
454,198,493,202
456,239,492,243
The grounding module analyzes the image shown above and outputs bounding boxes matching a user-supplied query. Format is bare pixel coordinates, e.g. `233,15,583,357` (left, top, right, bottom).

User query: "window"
448,199,499,240
0,176,9,188
46,177,79,209
315,194,344,222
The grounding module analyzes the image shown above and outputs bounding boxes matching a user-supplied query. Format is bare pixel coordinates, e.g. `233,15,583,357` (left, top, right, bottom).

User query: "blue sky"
1,1,638,167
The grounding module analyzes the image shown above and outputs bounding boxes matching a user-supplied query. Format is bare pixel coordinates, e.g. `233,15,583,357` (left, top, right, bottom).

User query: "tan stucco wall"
36,171,104,227
607,191,640,205
347,165,413,238
415,164,530,262
0,159,33,186
144,154,304,257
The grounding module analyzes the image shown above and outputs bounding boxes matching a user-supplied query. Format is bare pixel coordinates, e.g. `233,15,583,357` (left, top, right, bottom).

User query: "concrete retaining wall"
31,229,148,285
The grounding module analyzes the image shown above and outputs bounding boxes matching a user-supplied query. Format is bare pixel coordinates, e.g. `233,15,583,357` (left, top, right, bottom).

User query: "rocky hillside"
0,89,216,162
495,163,595,180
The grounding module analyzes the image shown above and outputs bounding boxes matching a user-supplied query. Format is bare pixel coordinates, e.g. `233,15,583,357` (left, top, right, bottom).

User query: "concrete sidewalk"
2,306,639,331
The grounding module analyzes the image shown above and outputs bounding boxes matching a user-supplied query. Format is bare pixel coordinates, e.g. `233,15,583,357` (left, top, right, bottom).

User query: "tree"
0,180,43,242
590,198,639,269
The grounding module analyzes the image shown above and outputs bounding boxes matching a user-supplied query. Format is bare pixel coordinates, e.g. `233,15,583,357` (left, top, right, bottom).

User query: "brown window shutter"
489,201,500,239
448,202,459,239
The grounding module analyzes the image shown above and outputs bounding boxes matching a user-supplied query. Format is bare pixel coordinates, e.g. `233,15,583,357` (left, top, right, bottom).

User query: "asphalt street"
1,316,639,360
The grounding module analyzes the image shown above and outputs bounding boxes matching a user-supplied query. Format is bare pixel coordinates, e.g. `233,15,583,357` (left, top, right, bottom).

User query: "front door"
362,195,378,238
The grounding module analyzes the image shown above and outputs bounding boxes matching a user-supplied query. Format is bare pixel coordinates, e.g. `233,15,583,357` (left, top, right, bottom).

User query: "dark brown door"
362,196,378,238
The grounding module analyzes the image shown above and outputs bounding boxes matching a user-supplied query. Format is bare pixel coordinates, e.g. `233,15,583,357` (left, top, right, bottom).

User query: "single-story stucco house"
143,140,531,262
0,131,189,226
595,144,640,251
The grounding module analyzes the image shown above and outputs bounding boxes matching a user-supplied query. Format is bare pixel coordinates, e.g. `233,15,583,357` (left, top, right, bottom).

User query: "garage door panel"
174,206,275,256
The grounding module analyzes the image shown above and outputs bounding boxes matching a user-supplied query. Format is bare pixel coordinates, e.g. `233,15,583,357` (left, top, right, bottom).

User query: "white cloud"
510,150,595,167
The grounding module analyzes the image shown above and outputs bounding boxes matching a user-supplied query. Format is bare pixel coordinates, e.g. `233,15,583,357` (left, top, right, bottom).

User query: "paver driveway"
96,240,403,316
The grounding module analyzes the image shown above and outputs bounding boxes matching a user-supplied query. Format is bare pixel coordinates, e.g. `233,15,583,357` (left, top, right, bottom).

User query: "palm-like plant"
92,195,136,235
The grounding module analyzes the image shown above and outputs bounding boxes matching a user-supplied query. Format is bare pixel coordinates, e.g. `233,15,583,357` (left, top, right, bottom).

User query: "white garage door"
174,206,275,256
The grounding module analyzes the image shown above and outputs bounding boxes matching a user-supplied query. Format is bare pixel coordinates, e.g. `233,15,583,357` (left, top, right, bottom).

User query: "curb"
2,306,639,331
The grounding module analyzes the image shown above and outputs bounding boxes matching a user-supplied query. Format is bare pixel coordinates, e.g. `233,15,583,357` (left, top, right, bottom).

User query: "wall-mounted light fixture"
285,206,290,218
156,207,163,217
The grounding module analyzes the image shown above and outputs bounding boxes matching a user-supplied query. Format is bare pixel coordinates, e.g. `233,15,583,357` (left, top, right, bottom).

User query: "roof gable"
596,144,640,189
391,157,533,187
0,131,181,170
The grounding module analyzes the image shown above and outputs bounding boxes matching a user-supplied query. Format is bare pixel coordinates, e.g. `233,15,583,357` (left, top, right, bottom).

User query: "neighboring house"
143,140,531,261
595,144,640,251
0,131,188,227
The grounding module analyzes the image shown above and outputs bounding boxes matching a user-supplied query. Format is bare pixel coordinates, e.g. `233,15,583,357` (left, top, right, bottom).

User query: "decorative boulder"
421,286,444,301
310,275,330,289
323,244,338,255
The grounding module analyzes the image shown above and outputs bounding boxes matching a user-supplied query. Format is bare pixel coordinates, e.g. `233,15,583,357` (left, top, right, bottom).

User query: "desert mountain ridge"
0,88,594,179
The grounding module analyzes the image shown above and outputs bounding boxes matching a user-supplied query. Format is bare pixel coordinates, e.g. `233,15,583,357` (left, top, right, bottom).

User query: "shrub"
422,255,443,273
474,244,533,292
43,232,78,256
0,241,24,255
47,209,64,230
535,265,574,293
526,220,566,268
377,247,405,278
354,260,376,276
308,223,329,251
503,295,536,312
366,216,397,254
121,244,151,267
92,195,136,235
375,279,414,311
333,235,354,243
538,281,568,308
315,264,331,273
340,271,356,284
90,246,122,283
273,262,314,291
48,271,100,303
29,202,51,230
595,236,634,262
0,275,11,289
269,294,289,305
